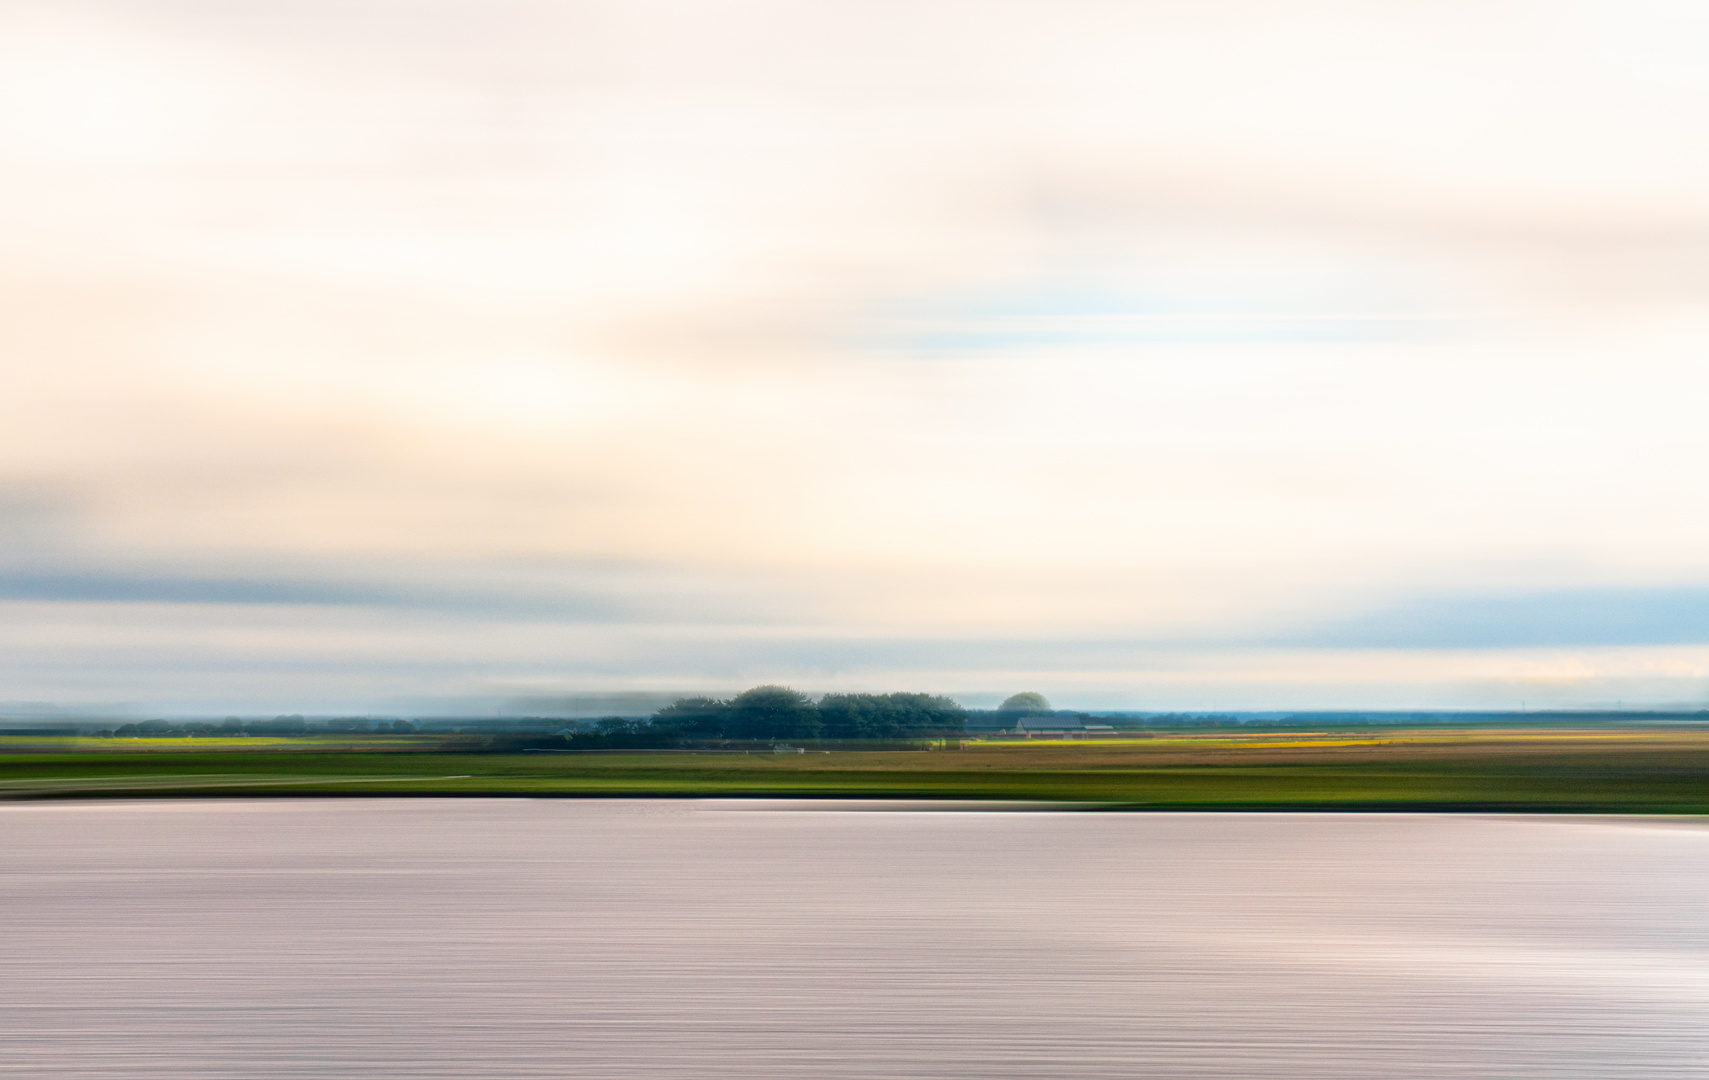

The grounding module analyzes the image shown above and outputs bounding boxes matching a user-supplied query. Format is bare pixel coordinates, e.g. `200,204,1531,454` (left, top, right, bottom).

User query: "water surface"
6,801,1707,1078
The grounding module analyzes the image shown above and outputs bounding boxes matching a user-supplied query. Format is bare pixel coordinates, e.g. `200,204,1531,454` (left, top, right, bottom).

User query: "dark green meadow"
5,728,1709,810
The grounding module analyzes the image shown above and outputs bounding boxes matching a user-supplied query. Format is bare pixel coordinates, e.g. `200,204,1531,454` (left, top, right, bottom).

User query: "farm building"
1010,715,1117,738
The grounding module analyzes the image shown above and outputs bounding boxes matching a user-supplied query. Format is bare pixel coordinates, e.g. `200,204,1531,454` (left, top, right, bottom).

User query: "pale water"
5,800,1707,1078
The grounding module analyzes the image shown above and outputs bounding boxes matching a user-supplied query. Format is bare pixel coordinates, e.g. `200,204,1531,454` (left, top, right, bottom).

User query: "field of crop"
3,727,1709,810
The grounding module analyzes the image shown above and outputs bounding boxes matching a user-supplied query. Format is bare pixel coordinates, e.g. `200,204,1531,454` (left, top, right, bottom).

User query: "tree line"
95,687,975,746
599,685,968,743
107,717,422,737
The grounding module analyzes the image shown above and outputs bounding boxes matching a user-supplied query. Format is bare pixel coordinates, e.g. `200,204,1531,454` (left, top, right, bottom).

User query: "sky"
3,0,1709,716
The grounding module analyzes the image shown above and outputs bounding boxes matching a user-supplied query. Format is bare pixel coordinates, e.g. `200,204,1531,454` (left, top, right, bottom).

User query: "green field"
5,727,1709,810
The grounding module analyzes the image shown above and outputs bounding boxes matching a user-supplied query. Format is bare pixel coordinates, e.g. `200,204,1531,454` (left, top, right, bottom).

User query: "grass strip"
3,728,1708,811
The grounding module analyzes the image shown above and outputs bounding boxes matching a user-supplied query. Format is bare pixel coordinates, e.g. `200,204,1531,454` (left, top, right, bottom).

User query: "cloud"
3,0,1709,710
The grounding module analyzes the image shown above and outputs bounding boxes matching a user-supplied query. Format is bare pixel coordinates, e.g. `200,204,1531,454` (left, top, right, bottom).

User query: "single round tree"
998,691,1051,712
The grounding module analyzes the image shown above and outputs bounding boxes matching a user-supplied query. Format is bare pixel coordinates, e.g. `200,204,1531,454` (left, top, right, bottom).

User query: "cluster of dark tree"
641,685,967,742
544,686,969,748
